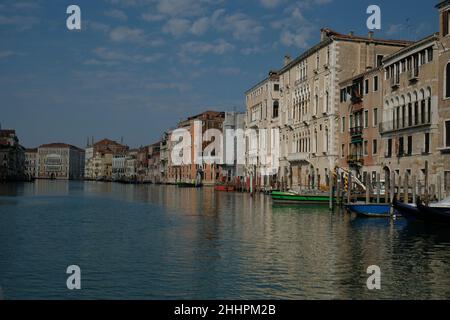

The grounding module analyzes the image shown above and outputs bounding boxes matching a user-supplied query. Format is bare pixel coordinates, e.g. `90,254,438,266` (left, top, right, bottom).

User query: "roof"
94,138,125,147
278,28,412,74
25,148,38,153
436,0,450,9
383,33,439,64
339,67,383,86
0,129,16,137
39,143,84,151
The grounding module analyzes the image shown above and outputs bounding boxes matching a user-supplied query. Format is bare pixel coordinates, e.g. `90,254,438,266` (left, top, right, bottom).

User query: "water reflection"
0,180,450,299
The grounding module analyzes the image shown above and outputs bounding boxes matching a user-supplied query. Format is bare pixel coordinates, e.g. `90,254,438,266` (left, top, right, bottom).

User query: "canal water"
0,180,450,300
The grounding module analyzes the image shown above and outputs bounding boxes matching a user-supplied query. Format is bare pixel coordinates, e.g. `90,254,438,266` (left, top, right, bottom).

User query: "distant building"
37,143,85,180
148,142,161,184
25,148,38,179
0,129,25,181
84,139,128,180
125,149,138,181
159,131,171,184
221,111,246,182
112,154,126,181
168,111,225,185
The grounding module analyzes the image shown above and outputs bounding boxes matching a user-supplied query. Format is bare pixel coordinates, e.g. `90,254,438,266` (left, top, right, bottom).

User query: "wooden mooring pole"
376,173,381,204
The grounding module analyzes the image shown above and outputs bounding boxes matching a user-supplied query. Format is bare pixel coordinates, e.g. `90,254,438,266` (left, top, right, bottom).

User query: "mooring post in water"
376,173,381,204
398,175,402,202
437,174,442,201
403,173,408,204
366,175,371,204
336,173,340,206
412,175,417,204
390,172,395,203
425,161,429,205
329,172,334,211
347,172,352,204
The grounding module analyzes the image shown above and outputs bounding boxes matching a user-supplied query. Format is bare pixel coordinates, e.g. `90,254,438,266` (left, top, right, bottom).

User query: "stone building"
148,142,161,184
338,67,384,185
379,34,440,188
0,129,25,181
24,148,38,180
159,131,171,184
167,111,225,185
277,28,411,191
221,111,246,182
85,139,128,181
37,143,85,180
436,0,450,195
245,71,280,189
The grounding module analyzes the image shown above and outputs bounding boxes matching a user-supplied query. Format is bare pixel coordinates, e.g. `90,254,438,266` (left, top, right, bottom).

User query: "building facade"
37,143,85,180
0,129,25,181
276,28,411,191
168,111,225,185
379,34,440,190
245,71,280,189
437,0,450,195
338,67,384,185
24,148,38,180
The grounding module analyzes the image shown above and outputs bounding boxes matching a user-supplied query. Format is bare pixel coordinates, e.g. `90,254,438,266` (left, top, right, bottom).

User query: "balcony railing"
350,126,363,136
347,155,364,166
390,74,400,88
408,67,419,81
379,113,432,134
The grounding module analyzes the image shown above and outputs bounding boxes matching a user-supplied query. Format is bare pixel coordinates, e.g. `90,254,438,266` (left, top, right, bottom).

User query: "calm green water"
0,180,450,300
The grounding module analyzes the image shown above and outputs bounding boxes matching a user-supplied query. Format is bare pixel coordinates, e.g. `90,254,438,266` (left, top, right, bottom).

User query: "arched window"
446,63,450,98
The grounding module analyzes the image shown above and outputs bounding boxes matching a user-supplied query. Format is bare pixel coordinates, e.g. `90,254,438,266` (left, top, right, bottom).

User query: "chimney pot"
368,31,374,39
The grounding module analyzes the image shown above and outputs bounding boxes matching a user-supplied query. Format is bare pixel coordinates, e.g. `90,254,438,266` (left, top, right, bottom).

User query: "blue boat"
346,203,391,217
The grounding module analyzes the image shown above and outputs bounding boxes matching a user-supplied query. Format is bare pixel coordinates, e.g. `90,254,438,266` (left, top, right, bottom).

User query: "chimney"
320,28,327,41
284,54,292,66
349,31,354,37
368,31,374,39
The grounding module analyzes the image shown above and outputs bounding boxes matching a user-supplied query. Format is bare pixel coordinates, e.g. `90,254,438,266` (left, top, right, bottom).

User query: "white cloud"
104,9,128,21
0,51,15,60
181,39,234,55
90,47,163,65
260,0,284,8
141,12,166,22
191,17,210,35
163,18,191,36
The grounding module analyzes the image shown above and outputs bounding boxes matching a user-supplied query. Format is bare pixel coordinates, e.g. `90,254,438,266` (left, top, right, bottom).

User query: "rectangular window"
349,115,353,132
274,84,280,91
342,117,346,133
424,133,430,154
373,139,378,155
373,76,379,91
427,47,433,62
445,171,450,192
399,137,404,156
387,139,392,157
364,140,369,156
365,79,369,95
373,108,378,126
376,55,384,68
407,136,413,156
341,144,345,158
446,120,450,147
364,110,369,128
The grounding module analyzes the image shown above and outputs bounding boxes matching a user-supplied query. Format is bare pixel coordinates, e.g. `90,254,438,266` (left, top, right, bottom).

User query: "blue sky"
0,0,438,148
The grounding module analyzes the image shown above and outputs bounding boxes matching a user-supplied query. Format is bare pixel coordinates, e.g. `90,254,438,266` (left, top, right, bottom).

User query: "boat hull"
346,204,391,217
214,185,234,192
271,192,334,205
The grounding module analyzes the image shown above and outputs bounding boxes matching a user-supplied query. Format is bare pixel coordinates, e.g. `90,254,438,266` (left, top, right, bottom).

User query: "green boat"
271,191,335,205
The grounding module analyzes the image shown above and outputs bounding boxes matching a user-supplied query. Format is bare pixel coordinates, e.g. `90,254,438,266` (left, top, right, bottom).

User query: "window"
445,171,450,192
399,137,404,156
427,47,433,62
446,120,450,147
407,136,412,156
424,133,430,154
373,139,378,155
341,117,346,133
387,139,392,157
373,76,379,92
365,79,369,95
364,140,369,156
376,55,384,67
444,10,450,36
273,101,279,118
364,110,369,128
373,108,378,126
274,84,280,91
446,63,450,98
341,144,345,158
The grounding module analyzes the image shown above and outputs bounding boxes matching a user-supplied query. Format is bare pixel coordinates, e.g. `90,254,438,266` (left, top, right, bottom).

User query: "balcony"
379,113,432,134
390,74,400,88
350,126,363,137
408,67,419,82
347,155,364,166
287,153,310,163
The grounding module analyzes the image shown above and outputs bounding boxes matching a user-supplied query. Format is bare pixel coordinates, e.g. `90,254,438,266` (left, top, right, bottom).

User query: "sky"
0,0,439,148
